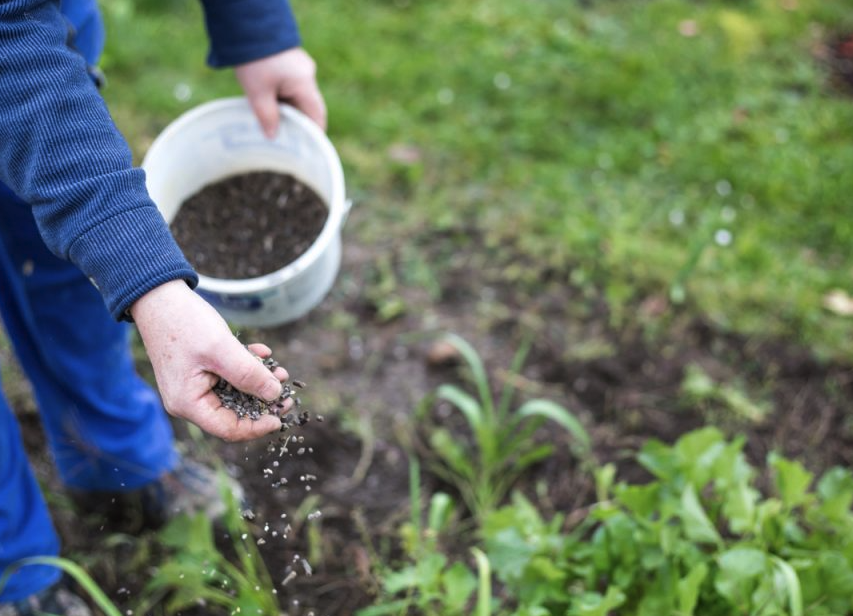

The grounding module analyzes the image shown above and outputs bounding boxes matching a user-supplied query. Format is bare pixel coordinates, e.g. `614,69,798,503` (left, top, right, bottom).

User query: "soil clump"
171,171,328,279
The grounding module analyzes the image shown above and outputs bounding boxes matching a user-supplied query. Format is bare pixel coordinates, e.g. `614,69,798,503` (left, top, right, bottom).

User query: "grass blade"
496,335,532,418
409,455,422,549
517,399,591,457
0,556,122,616
437,384,484,433
442,333,495,417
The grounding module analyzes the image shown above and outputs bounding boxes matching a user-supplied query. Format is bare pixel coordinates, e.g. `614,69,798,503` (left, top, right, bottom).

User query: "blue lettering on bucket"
197,289,263,312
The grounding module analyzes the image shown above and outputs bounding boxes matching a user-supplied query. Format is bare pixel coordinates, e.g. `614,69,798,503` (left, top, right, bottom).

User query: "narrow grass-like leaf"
471,547,492,616
442,333,494,418
496,336,532,419
437,384,484,433
513,443,555,472
0,556,121,616
517,399,591,457
427,492,454,534
409,456,422,547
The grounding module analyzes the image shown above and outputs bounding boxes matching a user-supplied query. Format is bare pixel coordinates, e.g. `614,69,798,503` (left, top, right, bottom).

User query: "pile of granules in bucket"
213,355,311,430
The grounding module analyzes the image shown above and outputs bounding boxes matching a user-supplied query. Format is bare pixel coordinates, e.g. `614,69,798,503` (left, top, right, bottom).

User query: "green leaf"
614,482,660,518
722,482,758,535
513,443,555,472
714,547,767,605
769,453,813,509
437,384,484,433
817,466,853,519
677,562,709,616
471,548,492,616
595,463,617,502
516,399,591,457
429,428,475,480
771,556,803,616
570,586,626,616
497,335,532,418
0,557,122,616
675,427,726,488
441,333,494,416
442,562,477,613
680,484,721,546
638,439,679,481
428,492,455,534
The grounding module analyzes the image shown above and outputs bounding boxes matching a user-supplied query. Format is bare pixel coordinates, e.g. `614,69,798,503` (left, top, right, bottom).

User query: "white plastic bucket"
142,97,349,328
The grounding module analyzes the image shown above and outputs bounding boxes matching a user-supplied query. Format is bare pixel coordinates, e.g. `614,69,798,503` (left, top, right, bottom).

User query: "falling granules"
213,354,311,430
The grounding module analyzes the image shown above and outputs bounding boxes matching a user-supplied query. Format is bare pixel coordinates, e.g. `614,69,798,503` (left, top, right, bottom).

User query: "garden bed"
13,216,853,614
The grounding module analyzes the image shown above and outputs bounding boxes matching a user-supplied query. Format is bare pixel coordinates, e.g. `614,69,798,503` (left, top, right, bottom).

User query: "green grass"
101,0,853,360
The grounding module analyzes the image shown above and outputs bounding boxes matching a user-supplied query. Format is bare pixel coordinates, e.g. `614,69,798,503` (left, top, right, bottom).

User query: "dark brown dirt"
10,210,853,615
170,172,328,279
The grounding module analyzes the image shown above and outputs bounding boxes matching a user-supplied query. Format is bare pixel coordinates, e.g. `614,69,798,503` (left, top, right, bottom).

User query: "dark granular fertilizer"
214,355,310,430
171,171,328,279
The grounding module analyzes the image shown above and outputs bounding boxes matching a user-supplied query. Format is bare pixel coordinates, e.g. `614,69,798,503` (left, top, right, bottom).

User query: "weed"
421,333,591,518
135,472,280,615
356,457,483,616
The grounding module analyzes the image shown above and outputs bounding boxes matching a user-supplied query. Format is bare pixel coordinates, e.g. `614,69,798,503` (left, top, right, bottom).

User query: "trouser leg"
0,388,61,602
0,182,178,492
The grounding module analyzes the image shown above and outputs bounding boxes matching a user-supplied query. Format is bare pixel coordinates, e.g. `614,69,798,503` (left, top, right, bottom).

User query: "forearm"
199,0,301,67
0,0,197,319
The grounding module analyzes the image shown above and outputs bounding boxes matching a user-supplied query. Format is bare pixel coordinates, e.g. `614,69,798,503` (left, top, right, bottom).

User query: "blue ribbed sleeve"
200,0,301,67
0,0,198,320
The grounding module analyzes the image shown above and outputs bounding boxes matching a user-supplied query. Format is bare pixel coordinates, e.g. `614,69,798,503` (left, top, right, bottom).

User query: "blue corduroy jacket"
0,0,301,319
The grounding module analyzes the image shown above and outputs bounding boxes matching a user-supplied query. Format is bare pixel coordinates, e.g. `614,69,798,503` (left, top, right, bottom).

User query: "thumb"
218,343,283,402
247,92,281,139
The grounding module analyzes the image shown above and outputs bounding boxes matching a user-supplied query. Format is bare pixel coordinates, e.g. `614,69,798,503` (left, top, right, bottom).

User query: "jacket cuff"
200,0,301,68
68,205,199,320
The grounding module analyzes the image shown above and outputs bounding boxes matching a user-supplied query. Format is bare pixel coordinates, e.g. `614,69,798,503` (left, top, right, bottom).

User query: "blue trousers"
0,184,178,601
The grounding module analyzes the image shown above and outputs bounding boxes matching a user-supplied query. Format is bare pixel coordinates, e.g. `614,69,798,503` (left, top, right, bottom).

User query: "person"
0,0,327,613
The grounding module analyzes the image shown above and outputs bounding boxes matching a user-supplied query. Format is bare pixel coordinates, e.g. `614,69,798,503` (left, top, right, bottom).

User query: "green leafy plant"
357,457,482,616
681,363,770,424
135,472,280,615
481,427,853,615
423,333,591,518
367,427,853,615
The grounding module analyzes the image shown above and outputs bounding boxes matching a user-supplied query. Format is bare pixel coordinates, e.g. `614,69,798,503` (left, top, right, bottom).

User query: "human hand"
130,280,291,442
235,47,327,136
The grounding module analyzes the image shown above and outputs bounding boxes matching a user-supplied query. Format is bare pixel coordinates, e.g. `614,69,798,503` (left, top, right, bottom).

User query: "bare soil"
170,172,328,279
12,209,853,615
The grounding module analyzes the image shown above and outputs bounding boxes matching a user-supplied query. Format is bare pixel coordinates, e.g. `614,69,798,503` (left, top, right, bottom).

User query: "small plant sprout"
426,333,591,518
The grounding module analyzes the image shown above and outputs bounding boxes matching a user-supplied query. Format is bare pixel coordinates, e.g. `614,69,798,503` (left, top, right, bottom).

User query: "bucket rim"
143,96,347,296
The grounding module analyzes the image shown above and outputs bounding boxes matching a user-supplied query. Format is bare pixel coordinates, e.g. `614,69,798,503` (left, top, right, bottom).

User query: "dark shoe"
71,458,244,531
137,457,245,527
0,579,91,616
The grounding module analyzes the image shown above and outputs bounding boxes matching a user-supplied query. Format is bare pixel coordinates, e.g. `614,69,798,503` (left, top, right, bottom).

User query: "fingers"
246,92,281,139
213,338,282,402
284,83,327,131
246,343,272,358
246,343,290,382
191,395,283,442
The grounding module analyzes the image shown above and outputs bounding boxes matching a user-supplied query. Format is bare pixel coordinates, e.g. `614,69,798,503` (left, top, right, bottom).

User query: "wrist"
129,279,192,322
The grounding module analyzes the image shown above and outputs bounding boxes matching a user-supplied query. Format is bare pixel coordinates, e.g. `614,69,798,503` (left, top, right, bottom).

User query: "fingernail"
263,379,282,401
